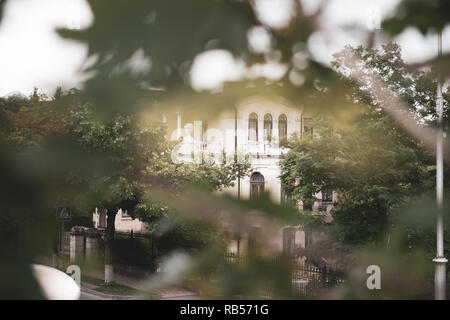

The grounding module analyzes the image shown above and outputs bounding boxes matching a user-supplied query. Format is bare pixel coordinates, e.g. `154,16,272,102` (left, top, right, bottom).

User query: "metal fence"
112,230,158,273
59,227,344,298
224,252,344,298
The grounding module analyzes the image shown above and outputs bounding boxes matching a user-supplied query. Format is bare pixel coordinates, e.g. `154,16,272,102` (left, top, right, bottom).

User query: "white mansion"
94,96,334,254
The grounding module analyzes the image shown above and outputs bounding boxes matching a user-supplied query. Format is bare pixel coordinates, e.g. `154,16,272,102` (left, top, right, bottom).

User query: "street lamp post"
433,30,447,300
235,107,241,254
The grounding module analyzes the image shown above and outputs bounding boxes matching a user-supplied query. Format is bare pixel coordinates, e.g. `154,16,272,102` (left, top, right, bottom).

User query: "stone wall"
67,226,103,263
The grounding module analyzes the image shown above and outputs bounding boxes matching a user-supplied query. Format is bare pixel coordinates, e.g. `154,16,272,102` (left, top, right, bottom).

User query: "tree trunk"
104,208,116,283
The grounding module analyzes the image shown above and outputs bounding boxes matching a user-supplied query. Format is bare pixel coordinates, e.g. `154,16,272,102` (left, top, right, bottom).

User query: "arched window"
278,114,287,139
250,172,264,199
248,112,258,142
322,190,333,203
263,114,273,141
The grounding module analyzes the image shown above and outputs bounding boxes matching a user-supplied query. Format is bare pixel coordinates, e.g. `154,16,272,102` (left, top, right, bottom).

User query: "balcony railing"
176,139,290,158
246,141,289,157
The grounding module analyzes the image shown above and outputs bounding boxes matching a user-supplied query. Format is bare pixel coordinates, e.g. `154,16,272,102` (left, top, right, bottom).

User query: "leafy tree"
280,122,340,212
383,0,449,36
2,88,251,281
332,43,449,126
280,44,438,246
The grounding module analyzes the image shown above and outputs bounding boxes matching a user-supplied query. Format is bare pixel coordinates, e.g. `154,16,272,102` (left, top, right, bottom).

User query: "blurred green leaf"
383,0,450,35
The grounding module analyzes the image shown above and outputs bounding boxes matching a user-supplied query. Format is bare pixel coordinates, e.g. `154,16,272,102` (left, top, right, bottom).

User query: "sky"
0,0,449,96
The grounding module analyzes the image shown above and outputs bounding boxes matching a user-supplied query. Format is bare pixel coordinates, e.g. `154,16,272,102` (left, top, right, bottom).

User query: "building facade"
164,96,334,254
105,96,334,254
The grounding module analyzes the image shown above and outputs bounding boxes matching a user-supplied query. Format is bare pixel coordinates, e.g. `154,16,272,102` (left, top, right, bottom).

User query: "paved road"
80,290,106,300
79,284,199,300
160,295,198,300
79,286,148,300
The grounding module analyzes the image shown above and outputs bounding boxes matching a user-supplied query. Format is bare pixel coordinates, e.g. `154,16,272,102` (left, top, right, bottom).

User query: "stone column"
273,117,279,141
270,117,278,156
258,116,264,154
70,232,84,263
105,264,114,283
85,232,100,260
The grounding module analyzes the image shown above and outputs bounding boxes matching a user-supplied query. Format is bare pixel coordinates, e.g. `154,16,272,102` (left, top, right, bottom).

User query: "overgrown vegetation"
1,0,450,299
